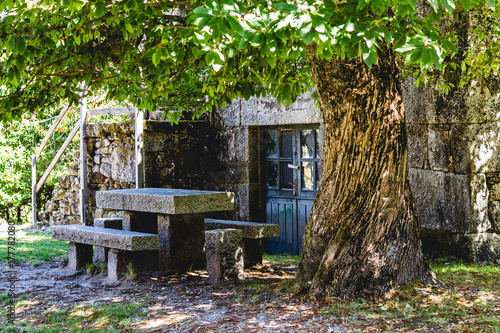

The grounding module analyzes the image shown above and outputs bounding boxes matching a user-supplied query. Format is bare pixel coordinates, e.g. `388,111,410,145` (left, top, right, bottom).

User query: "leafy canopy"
1,0,499,122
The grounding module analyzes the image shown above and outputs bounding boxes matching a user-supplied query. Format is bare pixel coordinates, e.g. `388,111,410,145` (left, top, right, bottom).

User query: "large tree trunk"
298,46,441,298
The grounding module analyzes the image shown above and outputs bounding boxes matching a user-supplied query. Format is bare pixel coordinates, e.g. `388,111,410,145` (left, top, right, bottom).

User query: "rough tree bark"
297,45,441,298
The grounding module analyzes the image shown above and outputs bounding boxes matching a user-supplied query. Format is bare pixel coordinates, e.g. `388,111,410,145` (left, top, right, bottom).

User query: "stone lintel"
205,219,280,239
52,225,159,251
96,188,234,214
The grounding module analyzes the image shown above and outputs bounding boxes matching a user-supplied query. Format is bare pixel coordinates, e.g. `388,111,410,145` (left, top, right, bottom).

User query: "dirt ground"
4,257,499,332
1,258,351,332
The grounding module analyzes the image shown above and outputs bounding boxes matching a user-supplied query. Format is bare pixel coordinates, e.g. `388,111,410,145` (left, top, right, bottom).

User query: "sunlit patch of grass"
429,258,500,289
0,227,67,265
3,301,151,332
263,253,300,266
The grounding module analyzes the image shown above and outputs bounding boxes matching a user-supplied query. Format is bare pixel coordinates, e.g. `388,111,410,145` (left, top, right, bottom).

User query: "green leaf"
346,44,358,59
429,49,443,70
273,3,299,12
409,48,422,63
250,32,264,47
193,7,210,15
439,0,455,14
95,1,106,17
428,0,439,11
462,0,471,10
125,23,134,34
205,51,215,65
486,0,496,8
298,15,313,35
8,36,16,52
421,48,430,65
442,40,458,53
152,50,161,66
16,36,26,55
226,16,244,35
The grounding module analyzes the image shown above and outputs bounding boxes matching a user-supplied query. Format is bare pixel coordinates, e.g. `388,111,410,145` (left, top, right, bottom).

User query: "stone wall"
40,119,217,225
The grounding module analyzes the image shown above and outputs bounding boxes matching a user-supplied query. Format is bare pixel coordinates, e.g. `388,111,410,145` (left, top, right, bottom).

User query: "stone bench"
205,219,280,268
52,225,159,281
205,229,244,281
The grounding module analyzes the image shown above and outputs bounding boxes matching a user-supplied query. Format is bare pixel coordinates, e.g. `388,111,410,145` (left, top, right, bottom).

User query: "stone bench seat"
52,225,159,281
205,219,280,267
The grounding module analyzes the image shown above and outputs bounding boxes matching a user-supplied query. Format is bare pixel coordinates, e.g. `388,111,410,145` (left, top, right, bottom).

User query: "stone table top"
96,188,234,215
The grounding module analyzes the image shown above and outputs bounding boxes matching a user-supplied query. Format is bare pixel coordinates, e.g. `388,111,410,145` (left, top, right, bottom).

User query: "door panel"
266,198,296,254
263,125,320,255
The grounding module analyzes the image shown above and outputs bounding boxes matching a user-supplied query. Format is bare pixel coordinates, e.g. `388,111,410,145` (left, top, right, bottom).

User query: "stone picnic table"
95,188,234,271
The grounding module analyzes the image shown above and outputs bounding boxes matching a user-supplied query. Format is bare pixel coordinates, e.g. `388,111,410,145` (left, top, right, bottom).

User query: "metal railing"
31,95,145,226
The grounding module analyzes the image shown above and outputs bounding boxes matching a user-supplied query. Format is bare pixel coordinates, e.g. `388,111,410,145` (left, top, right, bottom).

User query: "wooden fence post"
79,90,89,225
32,155,37,226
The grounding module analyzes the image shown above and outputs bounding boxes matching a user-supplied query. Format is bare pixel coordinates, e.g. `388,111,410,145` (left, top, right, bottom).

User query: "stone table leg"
122,212,159,269
243,239,265,268
122,211,157,233
107,249,128,281
157,213,205,271
68,242,93,270
93,217,123,263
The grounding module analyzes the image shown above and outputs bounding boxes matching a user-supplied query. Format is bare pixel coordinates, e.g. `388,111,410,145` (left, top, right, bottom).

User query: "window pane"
264,129,278,158
315,162,321,190
267,161,278,188
281,162,293,189
300,129,314,159
280,129,292,159
315,129,320,159
301,161,314,191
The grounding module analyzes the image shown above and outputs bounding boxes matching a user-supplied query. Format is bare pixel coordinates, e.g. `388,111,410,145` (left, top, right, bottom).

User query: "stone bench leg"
68,242,93,270
157,213,206,271
93,218,123,263
107,249,128,281
243,239,265,268
206,229,244,281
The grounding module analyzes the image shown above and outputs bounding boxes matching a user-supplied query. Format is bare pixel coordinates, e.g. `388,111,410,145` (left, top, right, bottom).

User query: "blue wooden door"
264,126,321,255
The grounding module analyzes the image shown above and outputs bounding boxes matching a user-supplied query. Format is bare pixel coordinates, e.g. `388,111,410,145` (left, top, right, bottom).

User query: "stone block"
96,188,234,215
59,175,78,189
465,233,500,264
53,189,66,201
100,163,112,178
215,100,241,127
87,123,106,137
240,92,320,126
205,229,244,281
52,225,159,251
406,123,428,169
68,242,93,270
401,77,436,123
45,201,59,213
428,124,451,172
157,213,206,270
111,147,135,182
488,201,500,231
409,168,490,233
465,78,500,123
451,122,500,174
